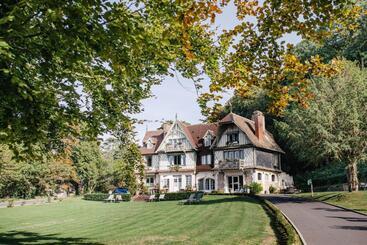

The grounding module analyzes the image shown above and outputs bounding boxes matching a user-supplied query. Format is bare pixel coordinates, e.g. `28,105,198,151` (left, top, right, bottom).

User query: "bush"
83,193,132,201
248,182,263,195
163,192,199,200
269,185,277,194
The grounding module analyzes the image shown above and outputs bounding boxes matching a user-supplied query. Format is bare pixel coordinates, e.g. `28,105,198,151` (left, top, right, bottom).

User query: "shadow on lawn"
0,230,102,244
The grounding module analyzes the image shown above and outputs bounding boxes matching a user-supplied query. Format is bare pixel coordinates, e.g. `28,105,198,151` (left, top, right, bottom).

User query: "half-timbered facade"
139,111,293,194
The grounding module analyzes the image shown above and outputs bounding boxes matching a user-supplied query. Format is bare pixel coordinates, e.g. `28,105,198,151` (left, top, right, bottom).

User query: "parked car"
113,188,129,194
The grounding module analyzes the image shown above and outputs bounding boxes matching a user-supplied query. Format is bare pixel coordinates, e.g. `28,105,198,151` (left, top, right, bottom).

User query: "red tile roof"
186,123,218,147
139,112,284,154
219,113,284,153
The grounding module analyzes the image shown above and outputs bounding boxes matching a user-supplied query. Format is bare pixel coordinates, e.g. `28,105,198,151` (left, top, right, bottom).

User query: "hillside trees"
276,61,367,191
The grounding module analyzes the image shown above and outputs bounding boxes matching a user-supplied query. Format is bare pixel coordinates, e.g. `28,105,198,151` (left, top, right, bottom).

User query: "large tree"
276,61,367,191
195,0,363,120
0,0,218,153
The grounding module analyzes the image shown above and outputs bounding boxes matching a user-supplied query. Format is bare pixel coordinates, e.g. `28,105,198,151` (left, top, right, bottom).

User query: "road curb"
277,207,307,245
291,195,367,217
318,200,367,217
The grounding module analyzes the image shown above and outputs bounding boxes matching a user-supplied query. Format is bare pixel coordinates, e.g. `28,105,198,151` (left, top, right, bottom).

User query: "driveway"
264,195,367,245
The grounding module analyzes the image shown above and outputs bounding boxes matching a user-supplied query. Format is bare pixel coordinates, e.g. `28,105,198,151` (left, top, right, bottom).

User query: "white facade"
141,115,293,194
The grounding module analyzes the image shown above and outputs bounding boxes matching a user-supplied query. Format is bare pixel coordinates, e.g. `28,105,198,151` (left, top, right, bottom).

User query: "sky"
133,2,301,144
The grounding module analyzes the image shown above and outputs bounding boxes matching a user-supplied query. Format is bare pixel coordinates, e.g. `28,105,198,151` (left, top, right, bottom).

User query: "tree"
0,0,218,154
294,13,367,67
71,141,107,193
195,0,363,120
276,61,367,191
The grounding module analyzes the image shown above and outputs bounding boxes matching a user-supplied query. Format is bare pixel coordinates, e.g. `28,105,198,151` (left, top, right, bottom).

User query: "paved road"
264,195,367,245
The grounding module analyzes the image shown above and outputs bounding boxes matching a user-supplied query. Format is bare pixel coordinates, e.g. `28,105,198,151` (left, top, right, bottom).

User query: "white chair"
115,195,122,202
148,194,156,202
158,194,165,201
105,194,115,202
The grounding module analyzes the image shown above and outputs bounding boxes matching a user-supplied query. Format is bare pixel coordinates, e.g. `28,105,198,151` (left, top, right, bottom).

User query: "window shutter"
208,155,212,164
168,155,173,165
182,154,186,165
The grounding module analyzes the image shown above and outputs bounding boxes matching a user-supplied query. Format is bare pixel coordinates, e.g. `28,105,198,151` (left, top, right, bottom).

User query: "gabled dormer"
202,130,214,147
156,121,195,153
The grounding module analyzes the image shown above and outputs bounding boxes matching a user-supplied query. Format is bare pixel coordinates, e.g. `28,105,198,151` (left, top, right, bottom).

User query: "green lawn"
0,195,276,244
294,191,367,214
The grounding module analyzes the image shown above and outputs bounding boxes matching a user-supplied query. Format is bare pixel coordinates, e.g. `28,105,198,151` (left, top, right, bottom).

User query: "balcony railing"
218,159,254,170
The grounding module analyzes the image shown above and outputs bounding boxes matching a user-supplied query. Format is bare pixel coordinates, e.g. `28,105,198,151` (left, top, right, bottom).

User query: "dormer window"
146,139,153,149
204,134,212,147
227,131,239,144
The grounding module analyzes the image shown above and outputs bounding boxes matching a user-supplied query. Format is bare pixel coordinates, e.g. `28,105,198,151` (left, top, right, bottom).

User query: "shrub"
163,192,199,200
83,193,132,201
269,185,277,194
7,199,14,208
248,182,263,195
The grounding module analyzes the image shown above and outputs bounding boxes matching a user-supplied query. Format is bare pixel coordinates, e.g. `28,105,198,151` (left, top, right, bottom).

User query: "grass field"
294,191,367,214
0,195,276,244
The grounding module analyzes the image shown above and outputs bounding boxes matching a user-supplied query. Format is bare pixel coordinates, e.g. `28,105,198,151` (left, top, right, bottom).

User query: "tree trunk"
347,162,359,192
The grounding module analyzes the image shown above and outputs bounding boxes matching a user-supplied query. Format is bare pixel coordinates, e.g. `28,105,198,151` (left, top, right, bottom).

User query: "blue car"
113,188,129,194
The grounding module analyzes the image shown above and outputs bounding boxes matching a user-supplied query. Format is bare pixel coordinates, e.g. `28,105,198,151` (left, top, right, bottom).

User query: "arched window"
205,178,215,190
271,175,275,182
198,178,215,191
258,173,262,181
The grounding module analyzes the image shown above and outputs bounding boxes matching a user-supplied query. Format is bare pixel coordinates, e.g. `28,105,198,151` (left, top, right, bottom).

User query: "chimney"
252,111,265,141
162,122,172,133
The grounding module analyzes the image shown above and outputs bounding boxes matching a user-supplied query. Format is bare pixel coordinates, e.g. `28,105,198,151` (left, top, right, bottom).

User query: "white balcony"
218,159,254,170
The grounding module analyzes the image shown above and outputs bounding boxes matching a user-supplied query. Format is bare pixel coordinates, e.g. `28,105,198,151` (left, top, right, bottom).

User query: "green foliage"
276,61,367,190
163,192,197,201
248,183,263,195
294,162,367,191
111,140,143,195
71,141,108,193
83,192,131,202
0,144,73,198
294,13,367,67
0,0,216,154
269,186,277,194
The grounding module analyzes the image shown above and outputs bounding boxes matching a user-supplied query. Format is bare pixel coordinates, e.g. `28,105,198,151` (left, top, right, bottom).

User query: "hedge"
258,197,302,245
83,193,131,201
161,192,199,201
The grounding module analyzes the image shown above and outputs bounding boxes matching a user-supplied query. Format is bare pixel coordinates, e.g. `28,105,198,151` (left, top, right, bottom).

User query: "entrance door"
173,175,182,192
227,175,243,193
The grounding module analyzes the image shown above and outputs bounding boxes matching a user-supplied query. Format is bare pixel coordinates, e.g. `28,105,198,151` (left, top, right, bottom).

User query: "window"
198,178,215,191
164,178,170,189
258,173,262,181
223,150,244,160
227,132,239,144
173,175,182,190
168,154,186,165
146,177,154,186
205,178,215,190
146,156,152,167
228,176,243,192
204,135,212,147
272,175,275,182
186,175,192,188
198,178,204,191
147,139,153,149
201,154,212,165
168,138,185,148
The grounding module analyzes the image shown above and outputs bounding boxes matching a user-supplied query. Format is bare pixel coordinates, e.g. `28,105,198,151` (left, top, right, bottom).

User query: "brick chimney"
252,111,265,141
162,122,172,133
